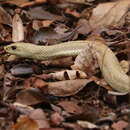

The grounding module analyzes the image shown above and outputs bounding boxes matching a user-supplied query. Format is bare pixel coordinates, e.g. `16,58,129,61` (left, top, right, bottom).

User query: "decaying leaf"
12,14,24,42
0,24,12,42
11,64,33,76
76,19,91,35
58,101,83,114
32,20,54,30
16,88,45,105
77,120,99,129
49,70,87,80
12,115,39,130
1,0,47,7
91,76,113,91
89,0,130,29
47,79,92,96
13,102,34,115
71,42,98,75
0,6,12,26
66,0,93,5
50,112,64,126
112,120,128,130
65,8,80,18
0,64,4,78
41,57,74,67
29,109,50,129
28,6,63,21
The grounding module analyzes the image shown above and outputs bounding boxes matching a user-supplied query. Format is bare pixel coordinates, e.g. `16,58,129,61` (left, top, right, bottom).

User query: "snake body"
4,40,130,93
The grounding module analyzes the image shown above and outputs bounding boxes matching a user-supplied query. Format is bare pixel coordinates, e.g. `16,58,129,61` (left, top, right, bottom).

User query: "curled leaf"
49,70,87,81
71,43,98,76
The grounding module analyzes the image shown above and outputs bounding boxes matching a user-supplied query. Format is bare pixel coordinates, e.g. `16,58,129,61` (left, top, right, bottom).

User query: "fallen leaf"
50,112,64,126
71,40,99,75
12,14,24,42
77,120,99,129
40,128,65,130
89,0,130,29
16,88,45,105
112,120,128,130
12,116,39,130
47,0,61,4
0,64,4,78
33,78,47,88
66,0,93,5
23,76,47,89
28,6,63,21
41,57,74,67
32,20,54,30
13,102,34,115
2,0,47,7
32,27,76,45
49,70,87,80
65,8,80,18
62,122,82,130
0,24,12,42
11,64,33,76
58,101,83,114
0,6,12,26
76,19,91,35
30,109,50,128
6,55,18,62
47,79,92,96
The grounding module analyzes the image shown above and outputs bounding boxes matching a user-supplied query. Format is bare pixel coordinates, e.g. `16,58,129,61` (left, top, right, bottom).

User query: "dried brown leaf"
2,0,46,7
50,112,64,126
12,116,39,130
32,20,54,30
0,6,12,26
65,8,80,18
41,57,74,67
89,0,130,29
49,70,87,80
66,0,93,5
28,7,63,21
47,79,92,96
3,0,29,6
76,19,91,35
77,120,99,129
16,88,45,105
30,109,50,128
71,42,98,76
112,120,128,130
23,76,47,89
58,101,83,114
12,14,24,42
0,64,4,78
11,64,33,76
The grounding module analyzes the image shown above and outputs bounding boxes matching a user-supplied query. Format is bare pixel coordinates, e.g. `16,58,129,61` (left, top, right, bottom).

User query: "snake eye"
11,46,17,50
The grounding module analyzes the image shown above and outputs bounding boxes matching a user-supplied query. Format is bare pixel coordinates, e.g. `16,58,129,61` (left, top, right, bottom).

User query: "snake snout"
4,46,11,53
4,46,8,52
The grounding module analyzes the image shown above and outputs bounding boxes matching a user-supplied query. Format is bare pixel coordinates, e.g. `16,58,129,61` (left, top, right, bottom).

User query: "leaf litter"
0,0,130,129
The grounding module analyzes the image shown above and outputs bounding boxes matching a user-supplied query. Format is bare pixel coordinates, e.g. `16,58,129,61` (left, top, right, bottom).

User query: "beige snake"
4,40,130,93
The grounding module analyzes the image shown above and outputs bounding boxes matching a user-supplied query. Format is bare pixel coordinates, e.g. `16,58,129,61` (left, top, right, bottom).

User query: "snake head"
5,43,24,55
4,43,37,58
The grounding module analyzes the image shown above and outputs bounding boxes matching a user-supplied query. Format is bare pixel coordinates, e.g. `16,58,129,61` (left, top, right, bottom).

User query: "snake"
4,40,130,93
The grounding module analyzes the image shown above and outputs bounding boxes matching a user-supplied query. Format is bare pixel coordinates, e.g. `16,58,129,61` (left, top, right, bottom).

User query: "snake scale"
4,40,130,93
